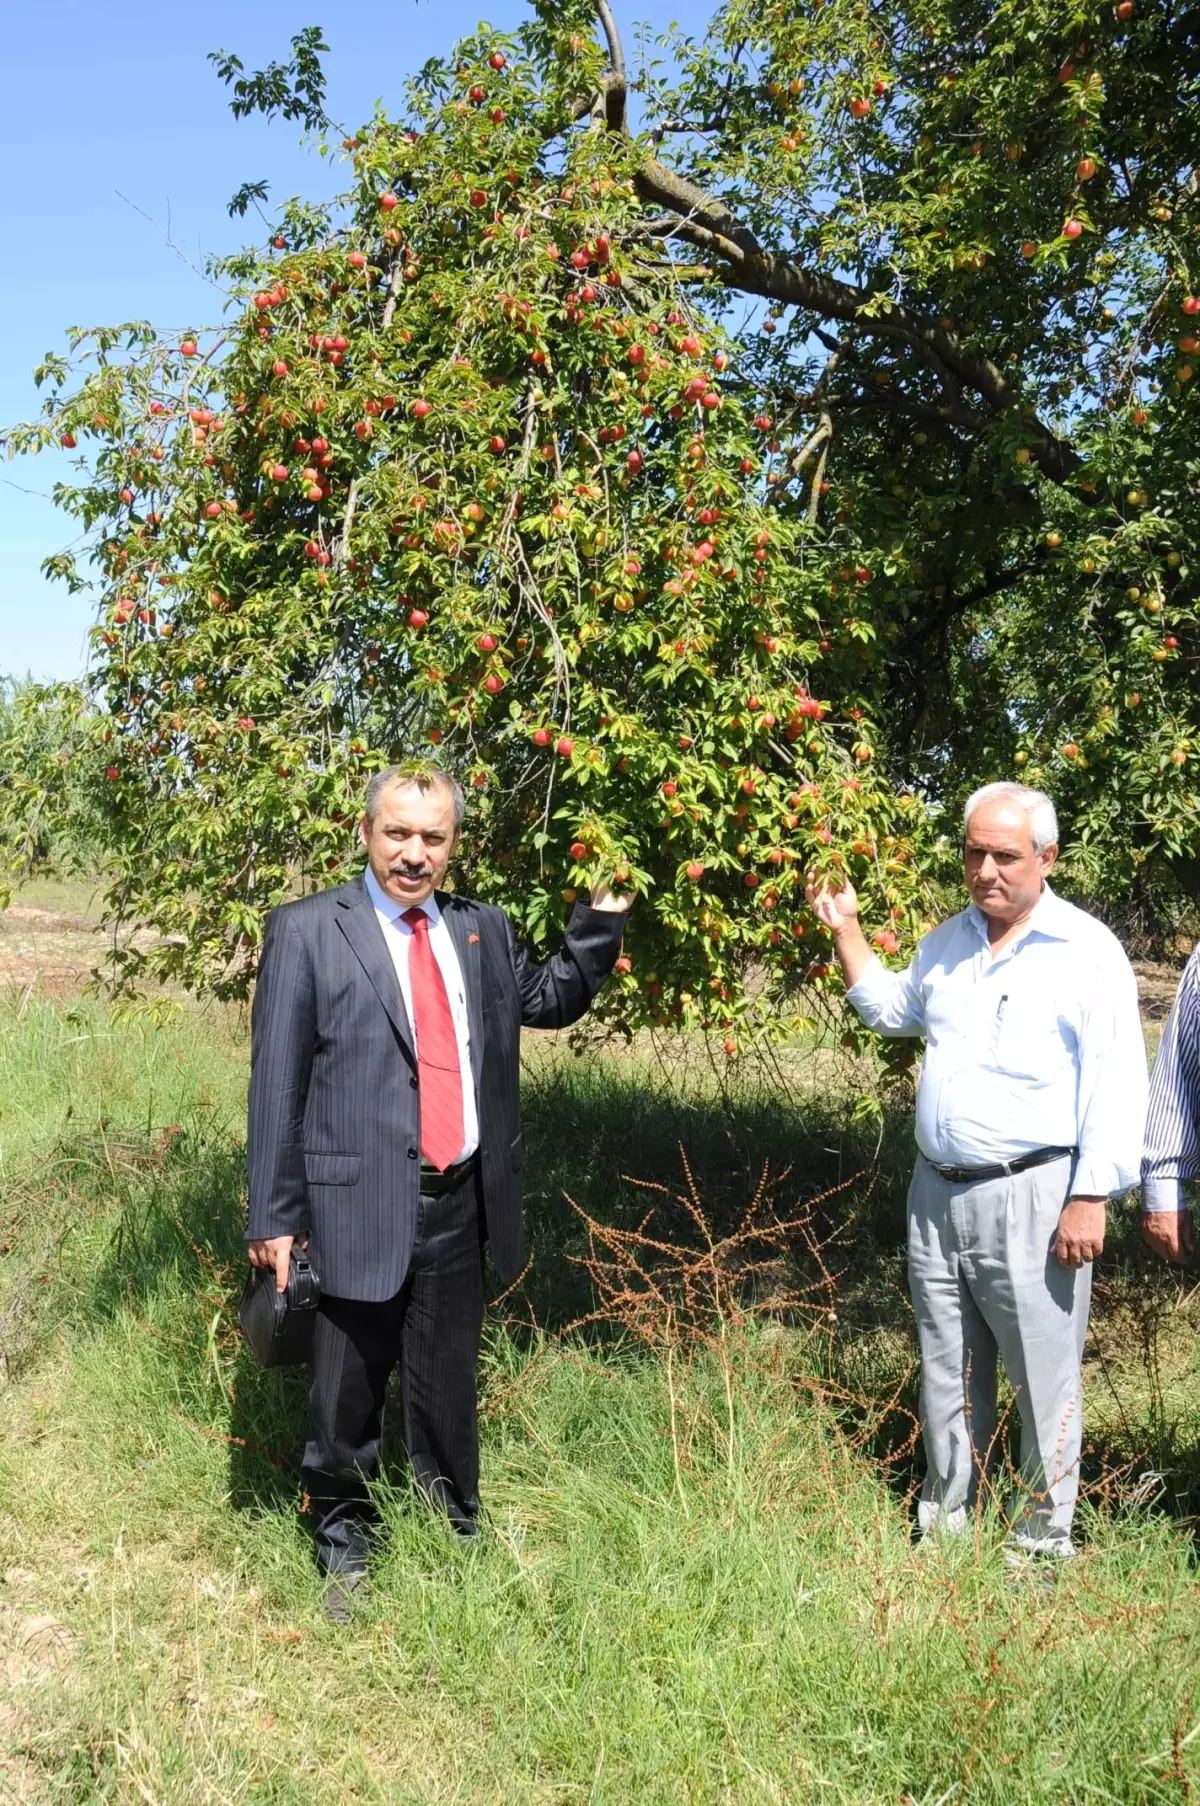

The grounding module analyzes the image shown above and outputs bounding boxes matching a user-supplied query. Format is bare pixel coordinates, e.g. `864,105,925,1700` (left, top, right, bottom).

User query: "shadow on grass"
513,1048,916,1328
54,1049,1200,1541
49,1121,313,1515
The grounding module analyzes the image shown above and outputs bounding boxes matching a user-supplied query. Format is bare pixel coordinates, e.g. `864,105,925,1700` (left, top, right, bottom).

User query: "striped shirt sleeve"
1142,946,1200,1213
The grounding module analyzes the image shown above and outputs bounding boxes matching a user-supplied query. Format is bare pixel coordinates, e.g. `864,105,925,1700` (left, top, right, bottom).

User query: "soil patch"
0,1577,78,1802
1133,960,1185,1022
0,907,100,991
0,903,159,994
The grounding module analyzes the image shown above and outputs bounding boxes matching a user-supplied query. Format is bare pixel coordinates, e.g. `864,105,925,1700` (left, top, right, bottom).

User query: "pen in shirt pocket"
997,993,1008,1021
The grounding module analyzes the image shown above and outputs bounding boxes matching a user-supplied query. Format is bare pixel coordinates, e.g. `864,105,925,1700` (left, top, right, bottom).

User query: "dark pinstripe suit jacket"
246,873,625,1300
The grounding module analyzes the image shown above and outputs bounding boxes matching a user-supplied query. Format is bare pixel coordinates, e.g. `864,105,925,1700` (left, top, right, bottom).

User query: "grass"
2,980,1200,1802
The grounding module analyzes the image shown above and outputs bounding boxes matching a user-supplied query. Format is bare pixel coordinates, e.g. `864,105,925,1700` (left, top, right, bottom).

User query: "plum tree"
3,0,1197,1032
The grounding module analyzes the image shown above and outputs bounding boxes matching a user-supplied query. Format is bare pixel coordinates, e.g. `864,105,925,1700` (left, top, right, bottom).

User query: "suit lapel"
335,877,416,1062
440,893,485,1110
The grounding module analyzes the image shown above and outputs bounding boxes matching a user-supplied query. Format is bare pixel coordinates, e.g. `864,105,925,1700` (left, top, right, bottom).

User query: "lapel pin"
468,933,480,945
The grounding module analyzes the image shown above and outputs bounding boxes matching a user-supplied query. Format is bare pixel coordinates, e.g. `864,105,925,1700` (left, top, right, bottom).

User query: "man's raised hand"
804,868,877,989
590,879,633,913
805,871,860,932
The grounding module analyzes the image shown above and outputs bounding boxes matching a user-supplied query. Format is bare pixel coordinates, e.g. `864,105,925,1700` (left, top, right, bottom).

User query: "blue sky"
0,0,711,684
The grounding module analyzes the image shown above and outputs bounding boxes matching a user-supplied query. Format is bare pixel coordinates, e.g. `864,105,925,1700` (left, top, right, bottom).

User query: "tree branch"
380,255,405,333
839,387,986,438
650,116,730,147
593,0,627,130
633,161,1078,480
899,563,1036,656
584,2,1081,489
332,478,359,567
808,433,830,524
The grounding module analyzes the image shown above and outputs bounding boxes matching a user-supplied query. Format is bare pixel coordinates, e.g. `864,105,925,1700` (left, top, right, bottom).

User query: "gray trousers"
907,1153,1091,1555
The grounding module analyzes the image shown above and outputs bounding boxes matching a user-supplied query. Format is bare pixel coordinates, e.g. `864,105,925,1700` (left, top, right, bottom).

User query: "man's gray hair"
963,781,1059,853
364,762,466,831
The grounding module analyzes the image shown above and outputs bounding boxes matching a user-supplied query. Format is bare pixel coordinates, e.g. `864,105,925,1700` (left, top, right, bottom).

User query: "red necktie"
402,908,465,1171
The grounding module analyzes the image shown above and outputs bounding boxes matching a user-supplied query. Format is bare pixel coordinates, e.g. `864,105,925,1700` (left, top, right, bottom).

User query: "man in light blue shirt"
808,782,1148,1557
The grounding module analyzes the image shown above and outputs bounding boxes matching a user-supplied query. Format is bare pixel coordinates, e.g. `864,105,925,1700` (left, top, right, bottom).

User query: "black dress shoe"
322,1569,368,1623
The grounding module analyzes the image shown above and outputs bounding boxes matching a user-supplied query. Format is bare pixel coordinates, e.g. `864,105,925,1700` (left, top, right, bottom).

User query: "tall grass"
2,989,1200,1803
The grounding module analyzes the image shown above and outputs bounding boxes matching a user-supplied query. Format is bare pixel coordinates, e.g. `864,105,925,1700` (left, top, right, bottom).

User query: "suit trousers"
301,1166,486,1574
907,1153,1091,1556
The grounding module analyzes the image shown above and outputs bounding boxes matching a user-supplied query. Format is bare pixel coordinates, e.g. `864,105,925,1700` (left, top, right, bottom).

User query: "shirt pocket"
991,996,1070,1081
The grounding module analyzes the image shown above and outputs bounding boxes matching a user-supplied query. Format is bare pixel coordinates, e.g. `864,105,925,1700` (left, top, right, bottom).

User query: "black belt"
926,1145,1077,1185
419,1152,479,1193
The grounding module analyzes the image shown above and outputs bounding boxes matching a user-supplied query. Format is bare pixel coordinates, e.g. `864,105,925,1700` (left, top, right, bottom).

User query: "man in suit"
246,762,629,1614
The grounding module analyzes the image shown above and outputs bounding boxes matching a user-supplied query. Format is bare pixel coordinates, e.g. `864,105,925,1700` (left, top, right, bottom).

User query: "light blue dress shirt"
845,885,1148,1195
1141,944,1200,1213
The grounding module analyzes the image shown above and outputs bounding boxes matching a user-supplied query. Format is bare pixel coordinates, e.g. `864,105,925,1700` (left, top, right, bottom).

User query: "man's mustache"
390,865,432,878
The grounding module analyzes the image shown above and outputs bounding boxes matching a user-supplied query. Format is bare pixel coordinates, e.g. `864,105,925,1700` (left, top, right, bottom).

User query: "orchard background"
2,0,1197,1032
4,7,1200,1793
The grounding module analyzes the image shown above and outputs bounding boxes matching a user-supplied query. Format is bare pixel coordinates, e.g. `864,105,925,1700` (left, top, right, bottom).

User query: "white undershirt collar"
364,866,440,928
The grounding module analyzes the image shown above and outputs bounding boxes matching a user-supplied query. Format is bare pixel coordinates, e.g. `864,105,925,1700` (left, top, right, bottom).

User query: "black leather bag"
237,1251,321,1368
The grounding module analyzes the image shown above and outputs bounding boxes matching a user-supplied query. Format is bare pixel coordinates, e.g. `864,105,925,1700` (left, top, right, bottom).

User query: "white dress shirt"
845,885,1147,1195
364,867,479,1162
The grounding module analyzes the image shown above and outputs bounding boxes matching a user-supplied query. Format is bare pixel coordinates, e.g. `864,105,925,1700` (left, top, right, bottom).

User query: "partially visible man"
1141,945,1200,1264
247,763,629,1615
807,782,1148,1557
